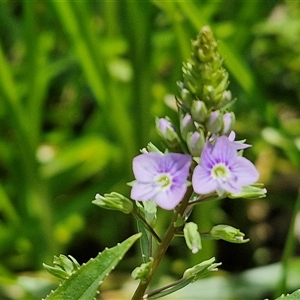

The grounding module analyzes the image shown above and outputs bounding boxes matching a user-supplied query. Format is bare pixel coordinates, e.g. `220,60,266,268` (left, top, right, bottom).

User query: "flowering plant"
43,26,267,300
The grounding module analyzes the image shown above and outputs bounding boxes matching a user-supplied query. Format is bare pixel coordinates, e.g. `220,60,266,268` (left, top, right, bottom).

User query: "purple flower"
192,135,259,195
131,152,192,210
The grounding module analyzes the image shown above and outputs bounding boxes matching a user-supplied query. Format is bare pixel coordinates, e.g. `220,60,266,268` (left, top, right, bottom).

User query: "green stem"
276,188,300,297
146,277,192,299
131,185,194,300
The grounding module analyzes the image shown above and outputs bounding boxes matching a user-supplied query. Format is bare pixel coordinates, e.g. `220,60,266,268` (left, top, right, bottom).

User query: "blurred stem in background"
276,189,300,297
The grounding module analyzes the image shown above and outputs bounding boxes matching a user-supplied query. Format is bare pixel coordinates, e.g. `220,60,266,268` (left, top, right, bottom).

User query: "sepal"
131,258,154,282
43,255,80,280
210,224,249,244
146,257,221,299
92,192,133,214
183,257,221,282
183,222,202,254
228,183,267,199
141,142,163,154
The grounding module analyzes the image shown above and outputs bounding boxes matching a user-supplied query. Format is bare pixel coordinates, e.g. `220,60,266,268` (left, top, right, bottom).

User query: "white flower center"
155,173,173,190
211,163,230,182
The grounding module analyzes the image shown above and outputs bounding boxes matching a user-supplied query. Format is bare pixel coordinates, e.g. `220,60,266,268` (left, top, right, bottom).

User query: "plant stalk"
275,188,300,297
131,185,193,300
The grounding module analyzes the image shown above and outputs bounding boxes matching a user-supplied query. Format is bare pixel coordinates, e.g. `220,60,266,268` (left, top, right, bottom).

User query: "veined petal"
228,131,251,150
132,153,162,181
192,134,259,196
216,178,241,194
192,165,218,194
211,136,236,163
131,152,192,210
230,157,259,185
155,184,187,210
199,141,215,169
131,182,158,201
167,154,192,183
160,153,191,173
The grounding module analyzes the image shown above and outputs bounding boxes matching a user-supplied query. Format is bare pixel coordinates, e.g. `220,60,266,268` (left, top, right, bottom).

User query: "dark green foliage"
0,1,299,299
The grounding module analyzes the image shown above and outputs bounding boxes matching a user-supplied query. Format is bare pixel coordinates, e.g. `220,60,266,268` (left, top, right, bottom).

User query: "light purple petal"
132,153,162,181
192,165,218,194
165,154,191,184
216,178,241,194
192,134,259,195
230,157,259,185
226,131,251,150
130,182,158,201
199,141,215,169
211,136,237,163
155,184,187,210
159,153,191,173
228,131,236,141
131,152,192,210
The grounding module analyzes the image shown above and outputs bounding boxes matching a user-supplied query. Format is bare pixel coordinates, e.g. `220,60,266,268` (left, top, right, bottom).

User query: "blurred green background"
0,1,300,299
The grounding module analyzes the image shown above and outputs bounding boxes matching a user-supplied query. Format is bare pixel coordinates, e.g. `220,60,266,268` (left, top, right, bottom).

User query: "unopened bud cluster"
178,26,233,110
156,26,236,156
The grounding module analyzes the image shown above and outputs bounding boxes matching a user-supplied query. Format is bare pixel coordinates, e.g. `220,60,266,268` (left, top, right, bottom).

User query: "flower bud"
228,183,267,199
180,113,196,141
155,117,180,147
177,81,193,108
215,73,229,94
184,222,202,254
210,224,249,244
206,110,222,133
186,130,205,157
220,90,232,107
92,192,133,214
221,112,235,135
43,254,80,280
203,85,216,102
131,258,153,282
191,100,208,123
140,142,163,154
183,257,221,282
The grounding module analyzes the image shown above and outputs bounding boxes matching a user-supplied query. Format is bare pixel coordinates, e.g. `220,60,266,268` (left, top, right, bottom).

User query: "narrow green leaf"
136,216,151,262
0,183,20,225
44,233,141,300
49,1,107,105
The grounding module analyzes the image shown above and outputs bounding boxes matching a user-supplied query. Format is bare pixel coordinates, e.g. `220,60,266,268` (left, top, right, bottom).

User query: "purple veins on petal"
192,135,259,196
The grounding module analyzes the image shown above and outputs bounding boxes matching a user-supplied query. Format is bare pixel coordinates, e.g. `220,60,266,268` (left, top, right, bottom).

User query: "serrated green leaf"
274,289,300,300
43,233,141,300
